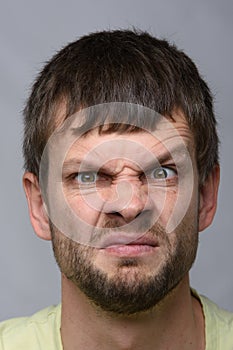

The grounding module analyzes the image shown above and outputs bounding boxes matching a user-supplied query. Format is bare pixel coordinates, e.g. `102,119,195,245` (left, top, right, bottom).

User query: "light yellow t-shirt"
0,291,233,349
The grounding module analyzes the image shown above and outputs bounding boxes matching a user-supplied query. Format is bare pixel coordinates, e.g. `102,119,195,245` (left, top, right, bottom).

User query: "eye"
150,167,176,180
76,171,98,184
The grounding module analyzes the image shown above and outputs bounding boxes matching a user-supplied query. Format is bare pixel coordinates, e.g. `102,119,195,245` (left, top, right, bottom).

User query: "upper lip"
97,234,159,249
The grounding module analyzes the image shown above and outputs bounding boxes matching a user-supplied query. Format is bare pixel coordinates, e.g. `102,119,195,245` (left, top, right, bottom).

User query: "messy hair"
23,29,219,183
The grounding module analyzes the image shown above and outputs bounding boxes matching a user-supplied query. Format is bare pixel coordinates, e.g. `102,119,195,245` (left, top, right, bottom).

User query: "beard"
50,217,198,316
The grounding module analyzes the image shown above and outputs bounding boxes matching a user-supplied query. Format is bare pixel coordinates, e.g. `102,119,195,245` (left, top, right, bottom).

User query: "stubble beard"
50,220,198,316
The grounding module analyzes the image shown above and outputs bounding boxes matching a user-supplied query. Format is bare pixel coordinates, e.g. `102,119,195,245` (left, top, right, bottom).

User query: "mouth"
99,234,159,257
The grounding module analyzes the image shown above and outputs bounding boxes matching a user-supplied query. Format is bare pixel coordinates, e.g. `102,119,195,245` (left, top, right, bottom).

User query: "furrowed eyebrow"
141,144,191,170
62,144,191,173
62,159,99,173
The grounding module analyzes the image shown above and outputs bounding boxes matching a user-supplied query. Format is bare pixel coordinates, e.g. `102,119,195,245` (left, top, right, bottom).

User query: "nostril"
109,211,123,217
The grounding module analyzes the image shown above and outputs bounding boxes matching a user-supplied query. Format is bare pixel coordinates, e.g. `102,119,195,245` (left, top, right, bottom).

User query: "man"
1,29,232,349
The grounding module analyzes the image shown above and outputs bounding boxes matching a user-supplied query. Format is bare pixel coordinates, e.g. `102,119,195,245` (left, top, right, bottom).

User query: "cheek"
157,186,199,233
152,188,178,227
164,201,199,259
64,183,131,223
66,193,102,226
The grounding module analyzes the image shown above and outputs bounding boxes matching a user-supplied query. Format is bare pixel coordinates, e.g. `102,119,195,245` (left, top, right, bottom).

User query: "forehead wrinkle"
149,142,193,164
63,126,194,170
66,139,106,161
63,158,101,172
67,136,151,162
100,159,143,175
63,141,192,168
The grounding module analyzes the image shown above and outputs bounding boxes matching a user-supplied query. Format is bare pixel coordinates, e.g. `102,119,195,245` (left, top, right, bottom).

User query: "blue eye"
76,172,98,184
150,167,176,180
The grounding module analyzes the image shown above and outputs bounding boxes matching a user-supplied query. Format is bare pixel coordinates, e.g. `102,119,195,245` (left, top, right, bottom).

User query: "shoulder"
193,290,233,350
0,304,62,350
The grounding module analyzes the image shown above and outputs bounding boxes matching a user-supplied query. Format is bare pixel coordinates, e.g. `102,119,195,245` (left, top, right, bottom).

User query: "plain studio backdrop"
0,0,232,321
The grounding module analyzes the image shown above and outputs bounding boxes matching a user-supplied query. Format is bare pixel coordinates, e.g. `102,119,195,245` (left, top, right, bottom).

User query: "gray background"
0,0,232,321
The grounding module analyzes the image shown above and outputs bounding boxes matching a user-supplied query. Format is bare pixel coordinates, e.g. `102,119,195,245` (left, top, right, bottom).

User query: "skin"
23,110,220,350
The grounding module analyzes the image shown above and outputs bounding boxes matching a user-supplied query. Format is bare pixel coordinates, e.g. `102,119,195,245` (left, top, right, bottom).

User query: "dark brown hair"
23,29,219,182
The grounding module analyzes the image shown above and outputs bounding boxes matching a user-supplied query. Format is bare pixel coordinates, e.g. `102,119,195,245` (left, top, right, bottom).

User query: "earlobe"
23,172,52,240
199,165,220,232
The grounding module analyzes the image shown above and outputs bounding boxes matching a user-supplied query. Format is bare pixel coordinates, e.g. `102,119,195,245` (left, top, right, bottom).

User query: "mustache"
89,213,167,246
102,210,156,230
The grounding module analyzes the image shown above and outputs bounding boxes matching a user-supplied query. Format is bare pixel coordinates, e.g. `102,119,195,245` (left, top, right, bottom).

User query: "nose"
103,180,151,223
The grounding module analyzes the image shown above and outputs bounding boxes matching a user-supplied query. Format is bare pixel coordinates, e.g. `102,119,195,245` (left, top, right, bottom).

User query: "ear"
23,172,52,240
199,165,220,232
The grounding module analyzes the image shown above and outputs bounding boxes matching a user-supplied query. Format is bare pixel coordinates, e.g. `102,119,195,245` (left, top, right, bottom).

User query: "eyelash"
67,166,177,186
66,171,109,187
147,166,177,180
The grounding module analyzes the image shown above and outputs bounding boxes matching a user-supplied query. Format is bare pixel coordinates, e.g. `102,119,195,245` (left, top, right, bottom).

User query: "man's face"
47,110,199,315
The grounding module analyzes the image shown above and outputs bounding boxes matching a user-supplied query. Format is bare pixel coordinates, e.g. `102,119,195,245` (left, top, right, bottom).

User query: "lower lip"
103,244,158,257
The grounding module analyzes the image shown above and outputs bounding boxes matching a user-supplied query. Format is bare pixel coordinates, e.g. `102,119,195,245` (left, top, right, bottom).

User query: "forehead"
65,110,194,160
42,108,195,180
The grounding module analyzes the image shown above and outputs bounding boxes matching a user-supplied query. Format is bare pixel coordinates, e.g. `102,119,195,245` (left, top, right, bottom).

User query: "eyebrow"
62,159,99,173
62,143,191,174
151,143,191,163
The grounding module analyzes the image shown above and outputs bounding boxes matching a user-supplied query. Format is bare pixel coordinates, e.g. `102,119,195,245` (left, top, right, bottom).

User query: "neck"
60,274,205,350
